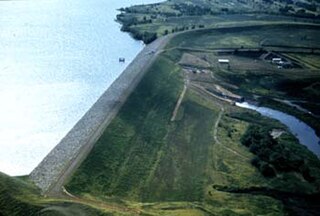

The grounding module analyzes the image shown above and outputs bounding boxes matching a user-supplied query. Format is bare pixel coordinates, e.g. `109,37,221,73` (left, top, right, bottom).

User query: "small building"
278,61,292,69
218,59,230,64
272,58,282,64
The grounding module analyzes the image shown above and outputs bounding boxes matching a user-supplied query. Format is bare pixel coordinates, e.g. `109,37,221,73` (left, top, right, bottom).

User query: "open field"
167,24,320,49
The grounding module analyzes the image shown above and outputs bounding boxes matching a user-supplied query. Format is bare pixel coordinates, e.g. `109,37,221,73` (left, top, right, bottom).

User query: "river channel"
236,102,320,158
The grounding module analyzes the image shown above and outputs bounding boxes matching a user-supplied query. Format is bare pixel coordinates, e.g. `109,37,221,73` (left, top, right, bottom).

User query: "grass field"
285,53,320,69
167,24,320,49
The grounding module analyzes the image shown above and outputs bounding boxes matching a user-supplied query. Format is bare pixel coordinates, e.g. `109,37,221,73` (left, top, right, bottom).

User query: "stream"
236,102,320,158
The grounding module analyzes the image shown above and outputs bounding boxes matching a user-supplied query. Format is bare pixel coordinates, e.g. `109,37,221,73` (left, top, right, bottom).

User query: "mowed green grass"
141,95,218,202
66,56,223,202
167,24,320,49
66,56,185,201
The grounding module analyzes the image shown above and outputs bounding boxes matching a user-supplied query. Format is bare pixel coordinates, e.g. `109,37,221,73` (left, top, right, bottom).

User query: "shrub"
259,162,276,177
241,125,311,180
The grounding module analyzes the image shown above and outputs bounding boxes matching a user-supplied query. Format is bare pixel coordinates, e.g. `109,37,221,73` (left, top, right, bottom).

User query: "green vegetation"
66,56,184,201
66,53,287,215
167,24,320,49
0,172,116,216
166,23,320,136
3,1,320,215
241,125,320,183
0,173,42,215
117,0,320,43
285,53,320,69
66,24,320,213
259,98,320,137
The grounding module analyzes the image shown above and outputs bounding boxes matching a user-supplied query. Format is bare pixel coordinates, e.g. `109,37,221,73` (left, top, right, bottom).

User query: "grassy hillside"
167,24,320,49
116,0,320,43
66,38,320,214
0,173,43,215
0,172,127,216
66,56,184,200
66,54,285,215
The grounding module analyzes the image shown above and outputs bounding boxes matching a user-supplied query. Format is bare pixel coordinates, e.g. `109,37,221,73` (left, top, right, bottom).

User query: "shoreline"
29,35,172,195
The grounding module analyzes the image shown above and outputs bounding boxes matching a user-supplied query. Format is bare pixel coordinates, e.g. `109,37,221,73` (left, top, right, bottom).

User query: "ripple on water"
0,0,163,175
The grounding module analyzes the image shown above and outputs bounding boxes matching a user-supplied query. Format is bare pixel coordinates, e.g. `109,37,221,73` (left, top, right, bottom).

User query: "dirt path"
30,35,173,197
171,80,188,121
189,83,234,104
59,187,140,215
213,107,224,145
190,83,249,160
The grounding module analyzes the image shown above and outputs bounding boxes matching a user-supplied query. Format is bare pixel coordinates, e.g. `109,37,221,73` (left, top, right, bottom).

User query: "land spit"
29,35,171,195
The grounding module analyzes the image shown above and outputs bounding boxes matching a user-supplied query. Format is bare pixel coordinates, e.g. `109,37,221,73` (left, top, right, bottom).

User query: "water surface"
0,0,161,175
236,102,320,158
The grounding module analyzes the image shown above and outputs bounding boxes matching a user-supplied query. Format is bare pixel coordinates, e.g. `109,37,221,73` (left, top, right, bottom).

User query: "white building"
218,59,230,64
272,58,282,64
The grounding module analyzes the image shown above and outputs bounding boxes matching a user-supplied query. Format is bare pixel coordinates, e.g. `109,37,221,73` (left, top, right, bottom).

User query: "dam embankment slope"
29,35,171,195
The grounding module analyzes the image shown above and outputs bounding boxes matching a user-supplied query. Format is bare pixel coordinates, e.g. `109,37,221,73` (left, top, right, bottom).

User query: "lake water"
0,0,161,176
236,102,320,158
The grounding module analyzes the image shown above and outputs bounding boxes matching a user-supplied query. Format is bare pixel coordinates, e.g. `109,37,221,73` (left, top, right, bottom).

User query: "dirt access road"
30,35,173,197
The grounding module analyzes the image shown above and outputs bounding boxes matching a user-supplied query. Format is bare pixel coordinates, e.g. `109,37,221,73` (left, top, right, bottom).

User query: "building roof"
218,59,230,63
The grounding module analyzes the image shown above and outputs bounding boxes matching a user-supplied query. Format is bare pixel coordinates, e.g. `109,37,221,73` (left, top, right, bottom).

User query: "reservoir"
236,102,320,158
0,0,161,176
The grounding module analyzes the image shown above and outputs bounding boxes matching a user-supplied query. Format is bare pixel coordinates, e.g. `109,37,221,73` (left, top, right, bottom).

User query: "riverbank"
236,102,320,158
29,35,172,195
